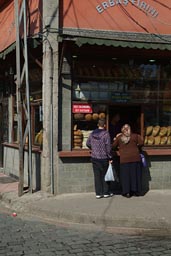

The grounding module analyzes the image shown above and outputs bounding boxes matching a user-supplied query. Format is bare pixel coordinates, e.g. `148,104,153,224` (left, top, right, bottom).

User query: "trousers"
92,159,109,196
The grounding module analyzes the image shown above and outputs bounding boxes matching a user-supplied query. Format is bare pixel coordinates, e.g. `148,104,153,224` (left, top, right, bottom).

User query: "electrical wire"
36,5,59,43
118,4,171,44
32,0,171,44
119,4,150,34
149,0,171,26
151,0,171,10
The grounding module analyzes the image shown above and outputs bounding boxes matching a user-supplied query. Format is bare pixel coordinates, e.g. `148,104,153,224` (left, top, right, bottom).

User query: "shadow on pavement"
0,176,18,184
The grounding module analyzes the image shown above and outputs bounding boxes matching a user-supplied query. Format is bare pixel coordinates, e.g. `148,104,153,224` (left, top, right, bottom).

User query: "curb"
1,190,171,235
27,204,171,232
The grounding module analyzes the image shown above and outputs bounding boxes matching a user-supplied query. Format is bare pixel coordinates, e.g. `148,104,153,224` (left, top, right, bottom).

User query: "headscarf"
121,124,131,144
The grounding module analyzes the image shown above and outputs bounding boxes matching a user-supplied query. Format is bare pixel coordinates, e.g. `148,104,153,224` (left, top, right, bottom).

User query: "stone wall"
147,156,171,190
58,157,94,194
58,155,171,194
3,146,171,193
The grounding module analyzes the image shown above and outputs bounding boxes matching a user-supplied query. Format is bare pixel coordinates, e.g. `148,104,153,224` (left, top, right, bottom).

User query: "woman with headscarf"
112,124,144,198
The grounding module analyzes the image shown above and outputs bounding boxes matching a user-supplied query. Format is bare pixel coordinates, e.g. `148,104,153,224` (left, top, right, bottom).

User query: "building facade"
58,0,171,193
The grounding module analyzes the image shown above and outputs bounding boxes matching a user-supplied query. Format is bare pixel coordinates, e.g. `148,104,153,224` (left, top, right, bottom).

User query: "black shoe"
122,193,131,198
134,192,140,197
131,192,140,197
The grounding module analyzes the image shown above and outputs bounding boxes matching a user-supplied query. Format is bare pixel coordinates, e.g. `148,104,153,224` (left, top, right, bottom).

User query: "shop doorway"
108,105,142,194
109,105,141,140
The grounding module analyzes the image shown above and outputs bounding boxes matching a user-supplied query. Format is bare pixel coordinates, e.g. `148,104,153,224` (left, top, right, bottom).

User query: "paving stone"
0,210,171,256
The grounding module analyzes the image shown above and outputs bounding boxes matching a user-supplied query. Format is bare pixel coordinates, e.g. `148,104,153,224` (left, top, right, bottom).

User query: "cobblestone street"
0,206,171,256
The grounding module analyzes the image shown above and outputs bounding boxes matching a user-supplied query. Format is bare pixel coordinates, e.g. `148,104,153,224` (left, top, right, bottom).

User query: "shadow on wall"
141,151,151,195
26,153,41,193
34,153,41,192
141,168,151,195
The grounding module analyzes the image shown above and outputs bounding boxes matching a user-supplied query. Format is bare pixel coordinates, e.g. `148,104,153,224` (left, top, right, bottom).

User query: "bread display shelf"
59,148,171,157
74,120,97,122
144,125,171,146
73,112,106,121
73,129,93,149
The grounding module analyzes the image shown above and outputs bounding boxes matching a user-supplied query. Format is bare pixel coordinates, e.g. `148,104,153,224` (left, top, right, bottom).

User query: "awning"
0,38,41,59
0,0,42,56
75,37,171,51
0,42,15,59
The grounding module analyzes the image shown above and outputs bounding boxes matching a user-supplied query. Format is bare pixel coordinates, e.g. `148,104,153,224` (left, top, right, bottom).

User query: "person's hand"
116,133,122,138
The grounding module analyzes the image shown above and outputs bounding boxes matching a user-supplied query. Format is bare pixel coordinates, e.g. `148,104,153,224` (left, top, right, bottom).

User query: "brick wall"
147,156,171,190
58,155,171,194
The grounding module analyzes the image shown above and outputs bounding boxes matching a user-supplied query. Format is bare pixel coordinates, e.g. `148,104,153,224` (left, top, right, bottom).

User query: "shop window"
72,103,107,149
72,59,171,148
31,103,43,146
12,96,42,147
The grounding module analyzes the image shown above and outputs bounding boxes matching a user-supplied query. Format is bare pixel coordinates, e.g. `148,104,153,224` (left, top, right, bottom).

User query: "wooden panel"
59,150,91,157
59,147,171,158
144,148,171,156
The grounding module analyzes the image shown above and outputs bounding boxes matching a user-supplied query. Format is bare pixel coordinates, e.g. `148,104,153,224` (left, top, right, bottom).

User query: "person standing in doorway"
112,124,144,198
109,112,122,185
109,113,121,141
86,119,113,199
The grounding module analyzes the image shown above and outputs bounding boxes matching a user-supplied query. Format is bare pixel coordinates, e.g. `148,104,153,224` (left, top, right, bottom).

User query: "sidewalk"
0,172,18,193
0,172,171,234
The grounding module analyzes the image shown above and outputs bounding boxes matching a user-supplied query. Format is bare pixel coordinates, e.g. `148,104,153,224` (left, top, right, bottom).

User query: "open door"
108,105,142,140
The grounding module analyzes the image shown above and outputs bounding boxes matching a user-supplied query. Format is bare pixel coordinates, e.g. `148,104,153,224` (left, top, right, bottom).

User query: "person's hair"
98,118,106,127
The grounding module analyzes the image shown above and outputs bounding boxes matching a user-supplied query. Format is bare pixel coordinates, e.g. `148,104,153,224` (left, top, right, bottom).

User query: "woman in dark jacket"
86,119,113,199
112,124,144,198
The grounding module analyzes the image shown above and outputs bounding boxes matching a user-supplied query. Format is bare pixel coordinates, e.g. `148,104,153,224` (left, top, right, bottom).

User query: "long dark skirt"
120,162,142,195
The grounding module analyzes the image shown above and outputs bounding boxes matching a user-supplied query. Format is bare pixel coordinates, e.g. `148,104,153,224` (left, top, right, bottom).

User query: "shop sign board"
63,0,171,35
111,92,130,102
96,0,159,18
72,103,93,113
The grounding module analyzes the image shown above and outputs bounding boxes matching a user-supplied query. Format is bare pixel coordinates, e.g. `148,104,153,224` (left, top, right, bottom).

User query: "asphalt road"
0,205,171,256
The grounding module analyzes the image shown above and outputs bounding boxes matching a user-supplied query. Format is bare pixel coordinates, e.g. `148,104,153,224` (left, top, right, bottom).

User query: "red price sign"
72,103,93,113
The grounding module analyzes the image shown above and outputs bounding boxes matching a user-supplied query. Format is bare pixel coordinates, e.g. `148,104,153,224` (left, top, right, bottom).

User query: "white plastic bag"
105,163,115,182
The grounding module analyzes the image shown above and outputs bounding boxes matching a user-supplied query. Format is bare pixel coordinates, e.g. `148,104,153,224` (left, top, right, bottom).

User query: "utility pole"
14,0,32,196
41,0,59,194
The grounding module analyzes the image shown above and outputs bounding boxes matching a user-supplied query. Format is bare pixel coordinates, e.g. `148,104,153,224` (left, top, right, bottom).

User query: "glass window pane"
72,58,171,148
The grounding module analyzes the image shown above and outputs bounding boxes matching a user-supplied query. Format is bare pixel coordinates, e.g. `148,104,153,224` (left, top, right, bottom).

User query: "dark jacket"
112,133,144,164
86,128,112,160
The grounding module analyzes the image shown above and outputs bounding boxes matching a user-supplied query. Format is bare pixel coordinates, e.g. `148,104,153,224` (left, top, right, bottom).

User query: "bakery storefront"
58,0,171,193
